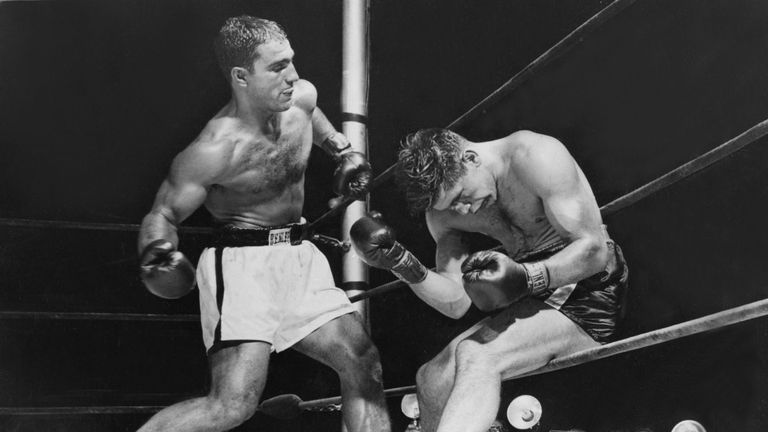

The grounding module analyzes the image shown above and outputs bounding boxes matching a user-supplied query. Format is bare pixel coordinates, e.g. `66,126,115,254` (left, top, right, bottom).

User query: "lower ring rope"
260,297,768,418
0,406,164,415
0,311,198,322
3,297,764,417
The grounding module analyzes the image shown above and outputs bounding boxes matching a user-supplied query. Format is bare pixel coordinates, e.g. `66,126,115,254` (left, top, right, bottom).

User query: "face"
243,39,299,111
431,153,497,215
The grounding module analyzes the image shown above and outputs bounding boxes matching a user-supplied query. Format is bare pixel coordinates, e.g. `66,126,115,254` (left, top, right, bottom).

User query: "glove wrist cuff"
321,132,351,160
522,261,550,296
389,243,428,284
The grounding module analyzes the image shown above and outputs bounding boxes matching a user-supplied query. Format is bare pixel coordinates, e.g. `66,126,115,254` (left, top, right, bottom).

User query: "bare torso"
432,136,596,259
436,184,564,259
201,101,313,227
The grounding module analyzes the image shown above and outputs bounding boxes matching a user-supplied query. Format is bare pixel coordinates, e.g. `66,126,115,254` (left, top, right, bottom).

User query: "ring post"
341,1,370,431
341,2,371,328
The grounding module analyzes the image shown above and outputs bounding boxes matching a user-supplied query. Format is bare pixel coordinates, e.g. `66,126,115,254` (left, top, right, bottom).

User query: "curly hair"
214,16,288,81
395,128,467,214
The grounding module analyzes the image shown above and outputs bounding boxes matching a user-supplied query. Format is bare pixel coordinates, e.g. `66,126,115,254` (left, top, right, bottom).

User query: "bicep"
427,212,471,278
520,135,603,241
149,176,208,225
149,143,227,224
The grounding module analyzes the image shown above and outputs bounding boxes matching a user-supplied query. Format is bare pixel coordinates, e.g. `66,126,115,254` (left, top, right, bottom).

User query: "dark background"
2,0,768,431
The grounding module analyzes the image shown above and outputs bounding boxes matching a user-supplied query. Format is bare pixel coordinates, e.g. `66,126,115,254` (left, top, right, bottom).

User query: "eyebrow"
268,59,291,68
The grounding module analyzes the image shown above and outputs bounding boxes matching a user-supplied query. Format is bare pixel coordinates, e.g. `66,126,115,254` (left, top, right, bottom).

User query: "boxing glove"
139,239,196,299
461,251,535,311
350,212,428,284
333,151,372,198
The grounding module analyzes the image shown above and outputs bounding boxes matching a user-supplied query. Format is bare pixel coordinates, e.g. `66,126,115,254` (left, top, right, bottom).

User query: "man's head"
397,128,497,215
214,16,298,111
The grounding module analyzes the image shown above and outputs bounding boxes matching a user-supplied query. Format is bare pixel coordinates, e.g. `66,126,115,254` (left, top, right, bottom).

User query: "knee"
339,340,384,385
416,351,452,394
454,339,495,374
206,392,259,429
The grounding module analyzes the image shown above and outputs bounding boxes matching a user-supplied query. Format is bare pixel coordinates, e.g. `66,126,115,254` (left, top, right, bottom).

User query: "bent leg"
437,299,599,432
416,318,489,432
137,342,271,432
292,312,390,432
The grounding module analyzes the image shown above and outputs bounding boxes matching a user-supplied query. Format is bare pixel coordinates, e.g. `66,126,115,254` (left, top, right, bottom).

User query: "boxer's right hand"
461,250,528,311
139,239,195,299
350,212,428,284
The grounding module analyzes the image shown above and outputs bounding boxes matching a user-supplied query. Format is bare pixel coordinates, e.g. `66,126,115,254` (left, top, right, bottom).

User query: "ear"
231,67,249,87
462,149,480,166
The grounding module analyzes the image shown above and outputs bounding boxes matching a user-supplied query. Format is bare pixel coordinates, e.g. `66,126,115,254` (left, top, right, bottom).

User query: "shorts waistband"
515,225,611,263
211,223,306,247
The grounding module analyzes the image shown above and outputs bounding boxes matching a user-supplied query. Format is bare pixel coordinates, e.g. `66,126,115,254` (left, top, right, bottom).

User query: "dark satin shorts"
525,241,629,344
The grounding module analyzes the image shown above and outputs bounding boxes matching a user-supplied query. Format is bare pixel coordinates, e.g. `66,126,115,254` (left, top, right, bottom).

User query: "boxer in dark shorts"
350,128,630,432
522,236,629,344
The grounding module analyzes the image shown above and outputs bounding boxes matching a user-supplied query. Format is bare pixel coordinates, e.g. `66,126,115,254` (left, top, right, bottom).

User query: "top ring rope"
0,0,637,234
307,0,639,231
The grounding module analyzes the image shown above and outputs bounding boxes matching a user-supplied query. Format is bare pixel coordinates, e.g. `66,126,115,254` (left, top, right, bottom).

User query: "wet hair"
396,128,467,214
214,15,288,81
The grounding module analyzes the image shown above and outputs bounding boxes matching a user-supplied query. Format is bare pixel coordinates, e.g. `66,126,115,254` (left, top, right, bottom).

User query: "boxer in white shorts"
197,223,357,354
136,16,390,432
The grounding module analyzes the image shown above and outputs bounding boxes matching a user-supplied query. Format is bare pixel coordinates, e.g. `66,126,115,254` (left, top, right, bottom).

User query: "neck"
231,91,279,132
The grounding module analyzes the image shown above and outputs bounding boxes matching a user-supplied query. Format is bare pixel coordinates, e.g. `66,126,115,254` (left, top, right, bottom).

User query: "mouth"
473,197,489,213
281,88,294,98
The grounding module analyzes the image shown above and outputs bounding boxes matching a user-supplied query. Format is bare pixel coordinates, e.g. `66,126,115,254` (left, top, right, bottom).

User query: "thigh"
209,341,272,400
467,298,599,379
291,312,374,369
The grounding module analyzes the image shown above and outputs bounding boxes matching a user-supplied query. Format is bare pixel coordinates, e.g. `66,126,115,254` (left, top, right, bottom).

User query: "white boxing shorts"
196,241,356,354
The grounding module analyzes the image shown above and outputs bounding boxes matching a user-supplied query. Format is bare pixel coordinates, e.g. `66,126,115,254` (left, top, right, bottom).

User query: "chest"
226,115,313,193
448,188,549,250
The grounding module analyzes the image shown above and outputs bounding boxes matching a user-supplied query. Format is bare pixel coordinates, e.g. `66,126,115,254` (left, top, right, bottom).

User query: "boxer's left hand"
461,250,529,311
333,151,372,198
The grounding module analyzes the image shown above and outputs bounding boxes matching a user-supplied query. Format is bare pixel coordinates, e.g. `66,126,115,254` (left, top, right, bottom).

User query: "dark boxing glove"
333,151,372,198
139,239,196,299
350,212,428,284
461,251,550,311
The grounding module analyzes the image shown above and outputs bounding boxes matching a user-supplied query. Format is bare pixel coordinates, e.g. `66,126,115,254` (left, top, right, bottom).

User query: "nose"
452,202,471,215
285,63,299,84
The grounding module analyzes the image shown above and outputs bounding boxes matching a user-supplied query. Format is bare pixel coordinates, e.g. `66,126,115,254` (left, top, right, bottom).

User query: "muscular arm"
138,137,230,253
405,212,473,319
513,132,608,287
290,79,350,157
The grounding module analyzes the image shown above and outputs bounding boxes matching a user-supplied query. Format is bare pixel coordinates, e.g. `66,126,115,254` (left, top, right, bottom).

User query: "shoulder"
292,79,318,113
501,130,574,171
503,131,581,194
169,119,239,182
426,210,462,240
502,130,567,158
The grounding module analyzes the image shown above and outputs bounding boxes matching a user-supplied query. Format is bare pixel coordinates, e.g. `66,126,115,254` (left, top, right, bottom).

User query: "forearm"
540,237,608,288
312,108,348,156
138,210,180,254
409,271,472,319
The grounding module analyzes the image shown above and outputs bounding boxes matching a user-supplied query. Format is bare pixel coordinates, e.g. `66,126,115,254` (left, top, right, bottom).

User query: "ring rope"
447,0,638,131
262,296,768,416
600,118,768,215
306,0,639,232
4,298,766,416
0,406,164,415
0,0,636,235
3,118,766,321
0,311,198,322
350,117,768,303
